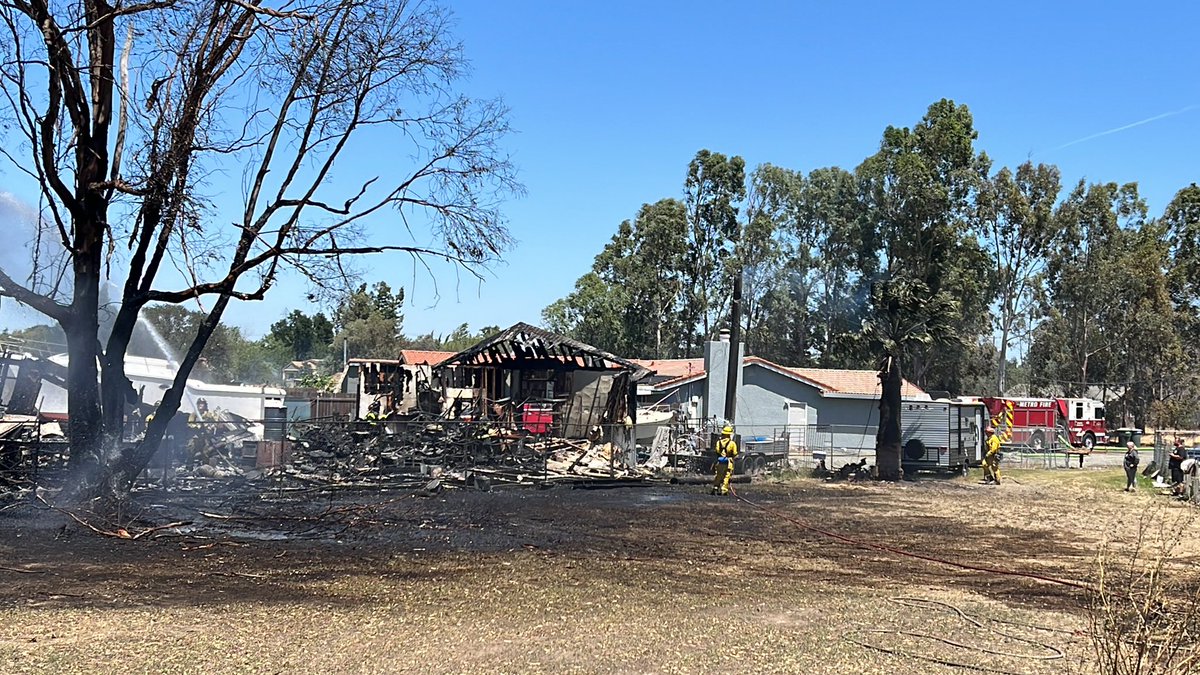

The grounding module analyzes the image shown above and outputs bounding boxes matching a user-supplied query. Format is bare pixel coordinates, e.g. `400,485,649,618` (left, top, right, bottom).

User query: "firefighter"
983,425,1002,485
711,425,738,496
364,400,382,425
188,398,218,468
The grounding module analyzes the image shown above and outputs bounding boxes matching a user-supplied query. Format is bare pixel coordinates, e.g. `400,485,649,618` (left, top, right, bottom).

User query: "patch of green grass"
999,467,1155,492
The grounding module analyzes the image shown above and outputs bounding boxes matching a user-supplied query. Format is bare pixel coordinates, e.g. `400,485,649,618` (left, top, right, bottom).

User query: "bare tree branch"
0,266,70,321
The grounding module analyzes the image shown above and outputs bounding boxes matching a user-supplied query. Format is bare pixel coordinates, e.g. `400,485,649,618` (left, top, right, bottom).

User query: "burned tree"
0,0,518,501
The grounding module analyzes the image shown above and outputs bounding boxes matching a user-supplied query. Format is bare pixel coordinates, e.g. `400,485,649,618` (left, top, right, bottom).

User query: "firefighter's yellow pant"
983,456,1001,484
713,458,734,495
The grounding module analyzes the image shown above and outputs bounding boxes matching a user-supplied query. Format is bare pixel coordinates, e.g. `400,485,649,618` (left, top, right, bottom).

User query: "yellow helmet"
722,425,733,435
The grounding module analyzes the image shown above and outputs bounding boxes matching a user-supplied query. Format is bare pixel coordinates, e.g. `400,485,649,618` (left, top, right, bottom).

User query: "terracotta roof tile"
786,367,925,397
399,350,455,366
647,357,926,398
628,358,705,379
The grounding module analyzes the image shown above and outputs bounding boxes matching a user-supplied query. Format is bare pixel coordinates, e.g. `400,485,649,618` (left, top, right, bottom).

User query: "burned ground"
1,470,1196,674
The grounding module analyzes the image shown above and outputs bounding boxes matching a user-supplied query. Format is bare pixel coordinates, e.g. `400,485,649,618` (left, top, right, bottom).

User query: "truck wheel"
1083,433,1096,451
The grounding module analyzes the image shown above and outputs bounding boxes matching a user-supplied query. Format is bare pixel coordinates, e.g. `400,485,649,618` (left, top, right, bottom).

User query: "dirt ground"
1,468,1196,674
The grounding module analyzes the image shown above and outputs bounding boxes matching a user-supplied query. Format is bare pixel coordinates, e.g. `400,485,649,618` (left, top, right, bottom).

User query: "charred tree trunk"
64,213,105,480
100,302,144,437
876,354,902,481
64,316,102,476
59,0,117,497
103,294,234,492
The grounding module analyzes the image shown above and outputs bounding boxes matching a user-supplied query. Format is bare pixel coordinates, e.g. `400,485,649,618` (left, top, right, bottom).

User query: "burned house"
336,350,455,420
434,323,651,439
273,328,657,488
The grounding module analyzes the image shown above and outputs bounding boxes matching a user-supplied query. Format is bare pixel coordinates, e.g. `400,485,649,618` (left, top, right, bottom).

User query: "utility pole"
723,270,742,423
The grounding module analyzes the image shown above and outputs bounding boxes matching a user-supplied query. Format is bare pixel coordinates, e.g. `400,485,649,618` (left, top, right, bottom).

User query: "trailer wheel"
1083,432,1096,451
746,455,766,475
1030,430,1046,450
904,439,926,461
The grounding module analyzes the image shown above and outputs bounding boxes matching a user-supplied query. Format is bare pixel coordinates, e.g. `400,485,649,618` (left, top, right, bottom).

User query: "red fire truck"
981,397,1108,450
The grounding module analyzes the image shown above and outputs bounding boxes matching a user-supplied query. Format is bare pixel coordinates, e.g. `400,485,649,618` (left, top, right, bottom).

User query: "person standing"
711,426,738,496
1169,439,1186,495
1123,441,1139,492
983,426,1002,485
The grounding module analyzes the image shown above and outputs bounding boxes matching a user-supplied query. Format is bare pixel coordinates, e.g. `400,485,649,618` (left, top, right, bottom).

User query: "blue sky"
2,0,1198,340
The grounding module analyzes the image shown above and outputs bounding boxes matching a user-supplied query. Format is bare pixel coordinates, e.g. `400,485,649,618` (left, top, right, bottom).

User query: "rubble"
272,417,658,491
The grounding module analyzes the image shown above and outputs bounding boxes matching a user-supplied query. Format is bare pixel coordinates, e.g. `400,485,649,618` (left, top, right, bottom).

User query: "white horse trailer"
900,399,986,474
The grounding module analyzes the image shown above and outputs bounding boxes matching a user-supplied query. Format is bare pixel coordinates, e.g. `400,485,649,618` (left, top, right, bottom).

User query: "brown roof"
785,366,926,398
649,356,926,398
628,358,704,379
399,350,455,366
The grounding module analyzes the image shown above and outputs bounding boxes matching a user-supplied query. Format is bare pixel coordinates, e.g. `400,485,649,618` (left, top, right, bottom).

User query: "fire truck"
980,397,1108,450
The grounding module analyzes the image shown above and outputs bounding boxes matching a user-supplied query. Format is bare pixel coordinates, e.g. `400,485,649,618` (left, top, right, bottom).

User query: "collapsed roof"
436,323,652,378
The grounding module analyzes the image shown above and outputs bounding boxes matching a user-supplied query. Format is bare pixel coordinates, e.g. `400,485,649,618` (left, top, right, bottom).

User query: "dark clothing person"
1169,443,1186,486
1123,444,1139,492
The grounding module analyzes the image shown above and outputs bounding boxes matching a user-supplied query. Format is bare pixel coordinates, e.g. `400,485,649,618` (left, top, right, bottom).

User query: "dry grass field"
1,467,1196,674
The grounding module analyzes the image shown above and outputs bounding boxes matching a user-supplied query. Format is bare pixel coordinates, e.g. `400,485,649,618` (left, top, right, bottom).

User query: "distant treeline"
543,100,1200,430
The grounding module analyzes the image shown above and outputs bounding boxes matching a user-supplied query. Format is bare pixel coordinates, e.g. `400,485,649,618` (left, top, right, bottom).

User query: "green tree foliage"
1164,184,1200,318
741,165,808,364
543,199,691,358
330,282,406,361
1160,185,1200,426
976,162,1061,394
0,323,67,357
128,305,256,383
856,99,991,393
1111,222,1184,427
404,323,501,352
745,164,873,367
543,272,630,354
1029,182,1143,397
295,372,336,392
683,150,747,352
266,311,334,363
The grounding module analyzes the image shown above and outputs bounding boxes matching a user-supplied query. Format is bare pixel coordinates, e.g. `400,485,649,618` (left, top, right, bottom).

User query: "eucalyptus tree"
976,162,1060,394
1164,184,1200,320
799,166,871,368
855,99,991,391
543,199,689,358
1030,181,1144,396
682,149,746,353
1159,184,1200,425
